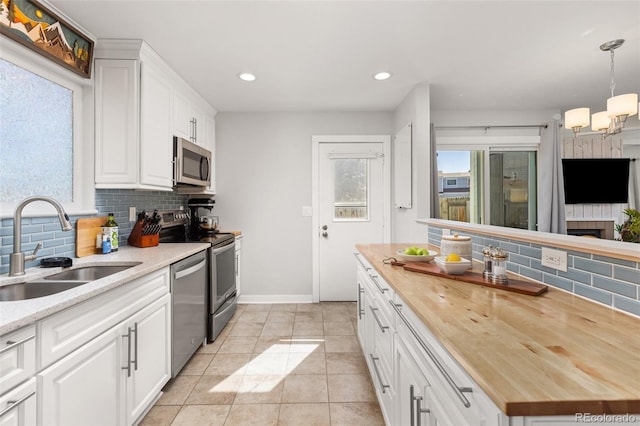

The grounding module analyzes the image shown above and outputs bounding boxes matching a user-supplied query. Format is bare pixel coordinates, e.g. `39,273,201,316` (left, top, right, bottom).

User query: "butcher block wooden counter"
356,243,640,417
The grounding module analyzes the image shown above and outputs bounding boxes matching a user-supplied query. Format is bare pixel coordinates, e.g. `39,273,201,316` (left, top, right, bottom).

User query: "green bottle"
105,213,119,251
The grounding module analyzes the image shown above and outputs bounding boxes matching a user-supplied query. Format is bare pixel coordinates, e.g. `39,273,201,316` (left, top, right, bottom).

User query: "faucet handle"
25,243,42,261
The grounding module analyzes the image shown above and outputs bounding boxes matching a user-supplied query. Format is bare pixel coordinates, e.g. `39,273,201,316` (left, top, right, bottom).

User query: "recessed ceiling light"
238,73,256,82
373,72,392,81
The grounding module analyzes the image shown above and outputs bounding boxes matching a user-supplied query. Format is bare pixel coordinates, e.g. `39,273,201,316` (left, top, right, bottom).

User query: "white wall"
215,112,392,301
392,84,431,242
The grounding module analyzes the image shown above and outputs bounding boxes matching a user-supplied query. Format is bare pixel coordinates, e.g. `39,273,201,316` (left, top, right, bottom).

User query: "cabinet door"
172,90,191,140
38,324,125,426
191,105,204,145
396,338,431,426
140,62,173,188
0,378,36,426
94,59,139,184
126,294,171,425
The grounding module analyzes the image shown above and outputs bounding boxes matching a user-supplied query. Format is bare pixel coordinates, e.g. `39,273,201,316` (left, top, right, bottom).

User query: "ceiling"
50,0,640,114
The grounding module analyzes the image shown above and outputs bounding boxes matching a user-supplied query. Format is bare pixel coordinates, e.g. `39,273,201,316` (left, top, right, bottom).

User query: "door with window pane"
318,142,385,301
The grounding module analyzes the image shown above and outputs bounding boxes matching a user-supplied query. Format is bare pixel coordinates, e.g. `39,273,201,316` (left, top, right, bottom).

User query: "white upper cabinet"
94,39,216,191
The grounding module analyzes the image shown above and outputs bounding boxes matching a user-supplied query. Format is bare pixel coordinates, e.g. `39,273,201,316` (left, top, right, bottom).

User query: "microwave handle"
201,156,210,181
172,157,178,186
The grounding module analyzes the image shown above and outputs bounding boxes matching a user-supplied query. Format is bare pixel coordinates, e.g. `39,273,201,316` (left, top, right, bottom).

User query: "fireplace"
566,221,615,240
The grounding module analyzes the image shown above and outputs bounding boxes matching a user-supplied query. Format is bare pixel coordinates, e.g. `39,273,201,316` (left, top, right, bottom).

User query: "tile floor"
140,302,385,425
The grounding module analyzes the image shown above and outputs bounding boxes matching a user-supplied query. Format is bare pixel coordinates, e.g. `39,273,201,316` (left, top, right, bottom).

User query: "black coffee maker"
187,198,218,236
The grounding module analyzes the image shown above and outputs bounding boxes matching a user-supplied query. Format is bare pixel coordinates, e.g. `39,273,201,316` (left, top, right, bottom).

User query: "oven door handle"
212,242,235,255
174,258,207,280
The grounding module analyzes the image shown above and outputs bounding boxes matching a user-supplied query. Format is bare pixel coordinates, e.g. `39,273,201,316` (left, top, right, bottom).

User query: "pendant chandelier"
565,39,639,137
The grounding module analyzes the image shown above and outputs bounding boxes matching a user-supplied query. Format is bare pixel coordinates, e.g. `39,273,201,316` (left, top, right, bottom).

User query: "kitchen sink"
43,263,142,281
0,280,89,301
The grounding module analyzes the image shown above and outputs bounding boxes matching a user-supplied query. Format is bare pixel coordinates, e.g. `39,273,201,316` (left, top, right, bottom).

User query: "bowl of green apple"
396,247,438,262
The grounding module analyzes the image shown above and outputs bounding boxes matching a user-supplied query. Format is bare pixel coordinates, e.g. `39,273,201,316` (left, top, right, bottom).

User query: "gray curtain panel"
537,121,567,234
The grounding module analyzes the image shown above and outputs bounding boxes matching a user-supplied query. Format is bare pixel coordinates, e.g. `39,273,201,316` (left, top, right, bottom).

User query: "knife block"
128,220,159,248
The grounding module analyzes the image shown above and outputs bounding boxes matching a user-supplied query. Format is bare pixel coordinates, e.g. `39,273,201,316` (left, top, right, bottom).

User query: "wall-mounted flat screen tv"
562,158,630,204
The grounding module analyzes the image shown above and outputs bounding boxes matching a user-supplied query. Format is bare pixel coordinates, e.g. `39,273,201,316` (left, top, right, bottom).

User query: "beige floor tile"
171,405,230,426
185,375,242,405
292,321,324,336
277,403,331,426
261,321,294,336
229,322,265,337
224,403,280,426
156,376,200,406
234,375,285,404
237,310,270,323
243,304,273,312
287,351,326,375
329,402,385,425
324,335,361,353
327,374,376,402
323,321,355,336
270,303,298,312
204,353,252,376
246,352,290,375
296,303,322,312
254,336,292,354
198,338,224,354
266,311,295,323
294,311,323,322
281,375,328,403
326,352,368,375
322,310,356,322
138,405,180,425
218,336,258,354
179,353,214,376
289,337,325,353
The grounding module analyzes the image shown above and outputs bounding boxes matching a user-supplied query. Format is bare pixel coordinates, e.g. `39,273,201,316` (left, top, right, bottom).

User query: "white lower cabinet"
395,336,431,426
38,293,170,426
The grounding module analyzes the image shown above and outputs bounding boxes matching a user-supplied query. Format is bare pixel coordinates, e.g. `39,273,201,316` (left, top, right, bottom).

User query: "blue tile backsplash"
427,225,640,317
0,189,190,275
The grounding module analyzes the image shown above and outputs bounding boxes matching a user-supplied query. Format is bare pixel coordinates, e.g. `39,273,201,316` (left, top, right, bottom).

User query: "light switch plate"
541,247,567,272
129,207,137,222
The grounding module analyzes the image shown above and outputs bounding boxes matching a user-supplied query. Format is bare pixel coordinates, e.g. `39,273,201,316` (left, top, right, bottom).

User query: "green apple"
404,247,418,255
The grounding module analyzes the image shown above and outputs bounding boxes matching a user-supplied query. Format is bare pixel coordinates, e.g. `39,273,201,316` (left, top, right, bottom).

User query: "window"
437,148,537,230
0,41,93,217
333,158,369,221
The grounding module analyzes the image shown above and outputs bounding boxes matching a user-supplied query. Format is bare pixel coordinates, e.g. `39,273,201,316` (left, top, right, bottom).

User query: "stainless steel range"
158,210,237,343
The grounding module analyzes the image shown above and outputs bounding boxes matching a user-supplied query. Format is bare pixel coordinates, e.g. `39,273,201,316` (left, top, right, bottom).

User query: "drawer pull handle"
369,306,389,333
0,391,35,417
0,335,35,354
357,284,365,320
354,252,372,272
390,300,472,408
371,276,388,294
122,327,133,377
369,353,390,393
415,396,430,426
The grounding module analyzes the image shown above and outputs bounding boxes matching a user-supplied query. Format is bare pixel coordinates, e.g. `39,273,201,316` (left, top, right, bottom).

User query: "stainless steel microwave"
173,136,212,187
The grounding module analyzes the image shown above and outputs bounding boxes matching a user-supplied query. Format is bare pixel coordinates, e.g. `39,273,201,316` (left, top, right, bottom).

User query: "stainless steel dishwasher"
170,250,207,377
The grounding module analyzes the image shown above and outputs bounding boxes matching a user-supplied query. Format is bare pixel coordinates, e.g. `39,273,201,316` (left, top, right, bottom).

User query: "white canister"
440,233,472,259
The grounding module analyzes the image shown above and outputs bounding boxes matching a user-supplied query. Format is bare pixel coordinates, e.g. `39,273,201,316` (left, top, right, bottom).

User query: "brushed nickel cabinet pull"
357,284,365,320
122,327,132,377
0,391,35,418
369,306,389,333
415,396,430,426
369,353,390,394
0,335,35,354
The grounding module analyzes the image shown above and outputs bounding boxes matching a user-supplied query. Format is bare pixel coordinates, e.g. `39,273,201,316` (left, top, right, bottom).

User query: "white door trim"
311,135,391,303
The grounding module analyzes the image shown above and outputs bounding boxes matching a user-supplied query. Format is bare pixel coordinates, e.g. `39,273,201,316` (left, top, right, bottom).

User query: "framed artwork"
0,0,94,78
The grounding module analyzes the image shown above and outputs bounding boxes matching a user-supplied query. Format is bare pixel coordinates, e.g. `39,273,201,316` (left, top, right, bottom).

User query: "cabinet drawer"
39,267,169,369
0,377,36,424
0,325,36,393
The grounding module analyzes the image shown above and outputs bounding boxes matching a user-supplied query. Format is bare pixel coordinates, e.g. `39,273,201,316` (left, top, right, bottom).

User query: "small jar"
482,246,493,279
440,233,472,259
490,248,508,284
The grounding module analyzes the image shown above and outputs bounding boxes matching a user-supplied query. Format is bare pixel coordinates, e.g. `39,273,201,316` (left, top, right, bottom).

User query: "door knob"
322,232,328,237
322,225,328,230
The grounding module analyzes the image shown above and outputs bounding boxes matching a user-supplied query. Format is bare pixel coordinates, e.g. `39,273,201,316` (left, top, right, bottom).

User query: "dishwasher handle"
174,258,207,280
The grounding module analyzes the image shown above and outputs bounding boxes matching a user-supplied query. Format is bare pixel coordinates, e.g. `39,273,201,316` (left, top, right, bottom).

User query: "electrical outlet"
129,207,137,222
541,248,567,272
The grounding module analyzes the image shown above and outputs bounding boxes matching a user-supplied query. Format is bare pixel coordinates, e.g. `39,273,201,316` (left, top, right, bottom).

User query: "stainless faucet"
9,196,73,276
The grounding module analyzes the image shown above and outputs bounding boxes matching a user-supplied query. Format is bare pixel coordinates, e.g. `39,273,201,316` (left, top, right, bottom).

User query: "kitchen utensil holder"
128,220,159,248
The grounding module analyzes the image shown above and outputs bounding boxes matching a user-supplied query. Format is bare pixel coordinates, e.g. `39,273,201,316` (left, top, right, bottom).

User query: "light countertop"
357,243,640,417
0,243,208,335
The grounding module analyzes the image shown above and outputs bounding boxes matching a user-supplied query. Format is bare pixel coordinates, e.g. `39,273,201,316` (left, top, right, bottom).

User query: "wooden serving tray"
397,261,548,296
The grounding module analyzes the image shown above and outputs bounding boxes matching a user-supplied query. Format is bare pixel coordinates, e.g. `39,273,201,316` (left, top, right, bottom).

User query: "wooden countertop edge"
356,244,640,417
